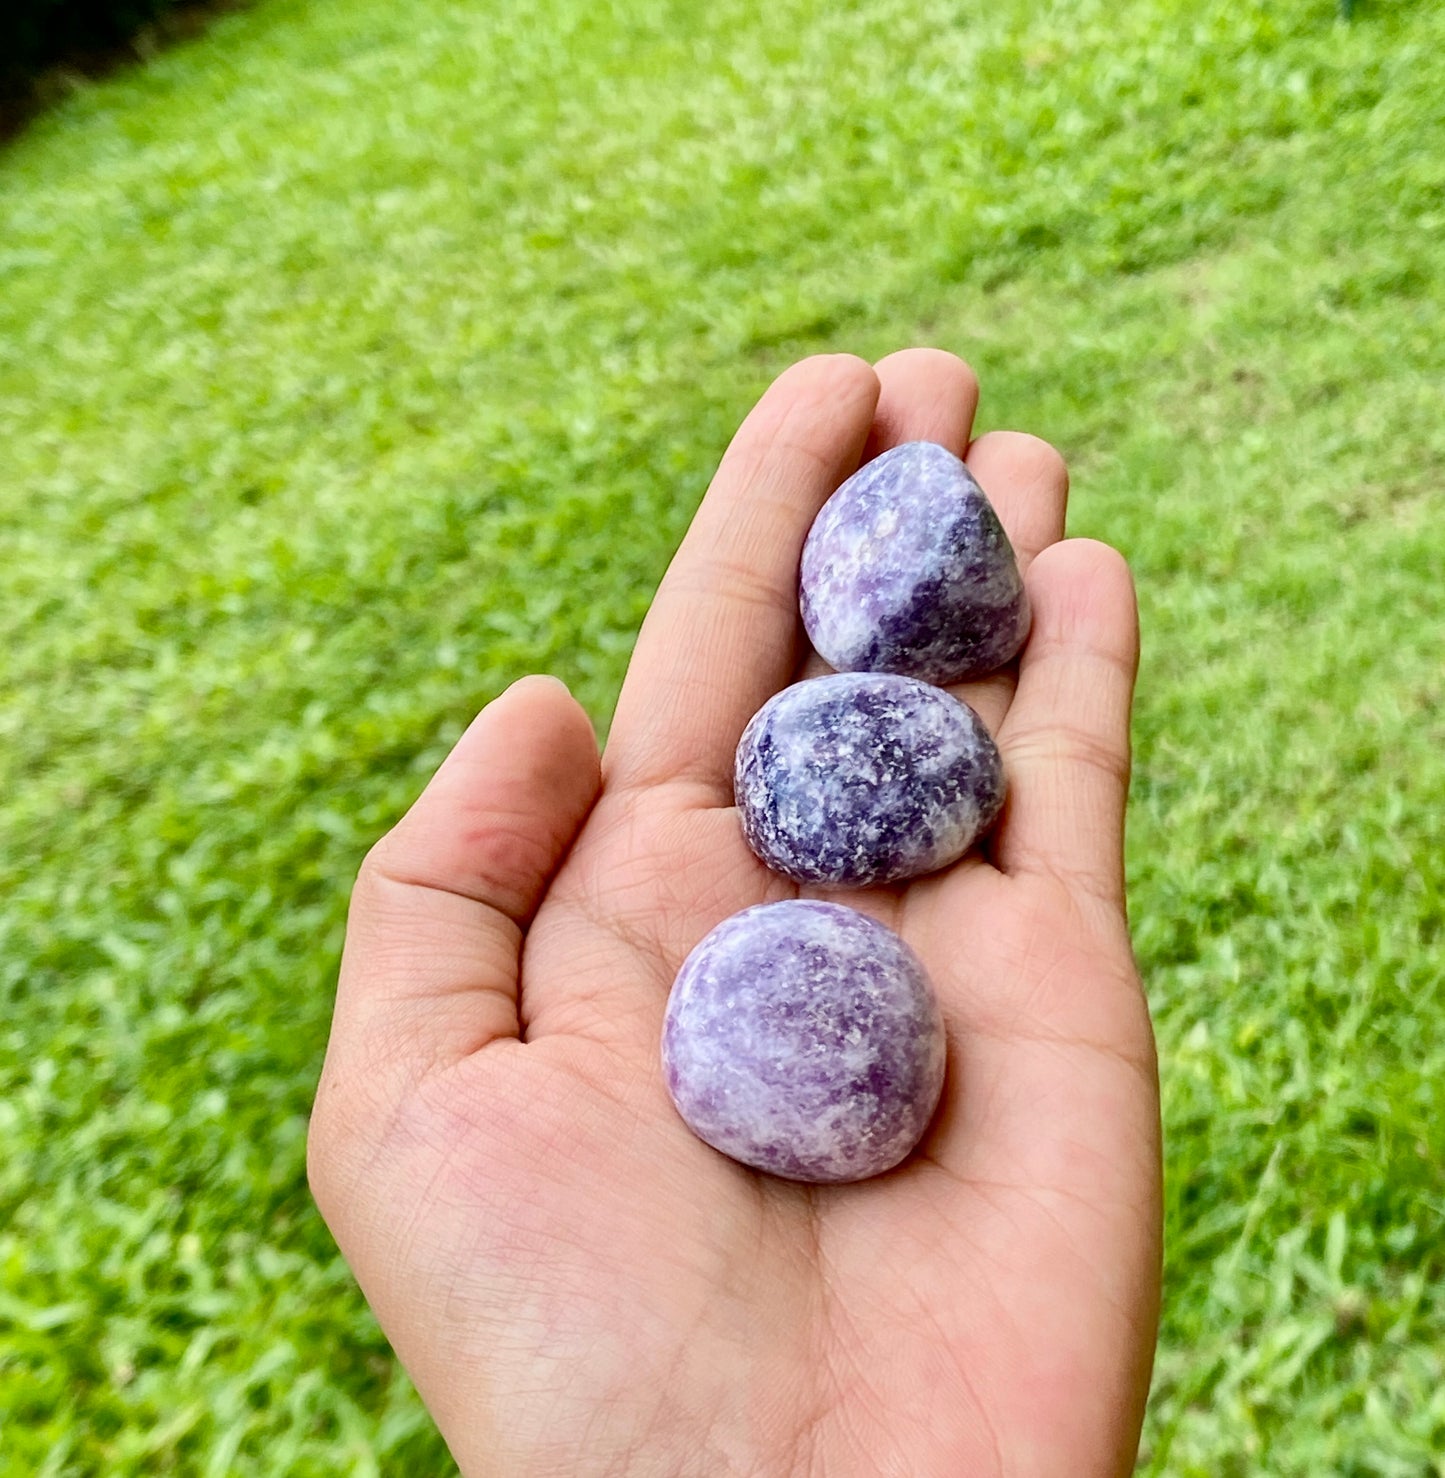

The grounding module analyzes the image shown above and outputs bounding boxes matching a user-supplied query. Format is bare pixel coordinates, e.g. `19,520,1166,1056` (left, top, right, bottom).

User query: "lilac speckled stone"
662,900,946,1182
735,672,1004,886
800,440,1031,684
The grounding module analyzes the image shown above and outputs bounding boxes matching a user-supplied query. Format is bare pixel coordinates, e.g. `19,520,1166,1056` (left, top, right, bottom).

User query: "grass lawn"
3,0,1443,1470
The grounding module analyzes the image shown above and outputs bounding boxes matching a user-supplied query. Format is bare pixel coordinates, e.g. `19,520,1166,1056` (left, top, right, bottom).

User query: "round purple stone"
735,672,1004,886
662,900,946,1183
800,440,1031,685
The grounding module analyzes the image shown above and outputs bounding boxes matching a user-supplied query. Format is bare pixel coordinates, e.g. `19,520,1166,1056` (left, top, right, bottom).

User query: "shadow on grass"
0,0,250,149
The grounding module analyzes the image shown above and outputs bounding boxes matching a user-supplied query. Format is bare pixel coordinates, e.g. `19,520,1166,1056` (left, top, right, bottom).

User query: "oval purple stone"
800,440,1030,684
735,672,1004,886
662,900,946,1183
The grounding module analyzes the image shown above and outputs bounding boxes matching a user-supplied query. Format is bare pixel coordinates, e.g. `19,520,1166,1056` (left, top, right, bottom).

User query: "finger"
943,433,1072,736
992,540,1139,909
325,675,601,1085
604,354,880,799
963,431,1070,575
864,346,979,459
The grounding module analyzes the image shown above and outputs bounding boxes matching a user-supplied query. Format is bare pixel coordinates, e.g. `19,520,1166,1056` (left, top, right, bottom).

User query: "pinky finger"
993,540,1139,912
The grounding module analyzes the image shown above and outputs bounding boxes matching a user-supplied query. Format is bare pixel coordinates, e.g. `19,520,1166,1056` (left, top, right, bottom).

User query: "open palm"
309,350,1161,1477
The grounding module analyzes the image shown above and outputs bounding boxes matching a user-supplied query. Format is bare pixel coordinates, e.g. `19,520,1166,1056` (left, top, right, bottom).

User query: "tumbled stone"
661,900,946,1183
800,440,1031,684
735,672,1004,886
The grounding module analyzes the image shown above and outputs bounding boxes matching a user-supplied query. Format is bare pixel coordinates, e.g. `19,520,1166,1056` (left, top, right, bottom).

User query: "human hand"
308,350,1161,1477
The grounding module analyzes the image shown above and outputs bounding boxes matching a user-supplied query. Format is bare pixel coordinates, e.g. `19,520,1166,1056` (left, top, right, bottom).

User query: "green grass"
2,0,1443,1470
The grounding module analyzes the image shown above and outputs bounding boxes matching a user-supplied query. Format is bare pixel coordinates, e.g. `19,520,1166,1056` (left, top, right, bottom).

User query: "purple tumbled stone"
735,672,1004,886
800,440,1031,684
662,900,946,1183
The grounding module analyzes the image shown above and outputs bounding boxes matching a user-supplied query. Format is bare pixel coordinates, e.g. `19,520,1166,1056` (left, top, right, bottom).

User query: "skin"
308,349,1162,1477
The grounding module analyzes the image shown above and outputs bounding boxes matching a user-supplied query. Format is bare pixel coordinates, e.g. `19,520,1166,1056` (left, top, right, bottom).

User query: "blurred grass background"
2,0,1442,1471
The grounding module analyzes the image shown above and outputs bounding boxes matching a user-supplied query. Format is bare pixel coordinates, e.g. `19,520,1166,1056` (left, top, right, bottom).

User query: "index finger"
603,354,879,799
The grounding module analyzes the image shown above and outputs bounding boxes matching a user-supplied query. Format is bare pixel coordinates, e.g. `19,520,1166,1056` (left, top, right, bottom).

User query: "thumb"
324,675,601,1090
